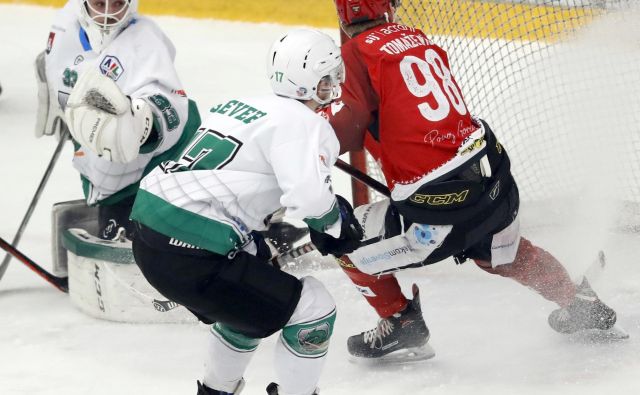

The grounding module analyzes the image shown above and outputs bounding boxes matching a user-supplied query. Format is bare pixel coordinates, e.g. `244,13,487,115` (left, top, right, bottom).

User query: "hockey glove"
34,51,67,139
309,195,363,257
65,69,152,163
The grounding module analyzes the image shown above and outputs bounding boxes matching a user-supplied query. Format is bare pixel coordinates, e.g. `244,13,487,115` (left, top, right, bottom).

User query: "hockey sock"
338,256,408,318
203,323,260,393
474,237,576,307
275,277,335,395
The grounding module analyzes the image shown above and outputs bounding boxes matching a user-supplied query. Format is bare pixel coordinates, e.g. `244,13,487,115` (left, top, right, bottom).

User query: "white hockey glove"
64,69,152,163
34,51,67,139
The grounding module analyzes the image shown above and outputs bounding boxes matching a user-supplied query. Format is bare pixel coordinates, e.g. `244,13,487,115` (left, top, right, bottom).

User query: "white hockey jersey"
131,94,341,255
44,1,199,205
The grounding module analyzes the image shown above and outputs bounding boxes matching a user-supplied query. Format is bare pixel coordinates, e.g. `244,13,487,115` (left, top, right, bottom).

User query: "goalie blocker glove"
309,195,363,257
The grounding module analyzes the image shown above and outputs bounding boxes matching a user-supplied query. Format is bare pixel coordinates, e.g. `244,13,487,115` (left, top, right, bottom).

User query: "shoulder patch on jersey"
46,32,56,54
172,89,187,97
100,56,124,81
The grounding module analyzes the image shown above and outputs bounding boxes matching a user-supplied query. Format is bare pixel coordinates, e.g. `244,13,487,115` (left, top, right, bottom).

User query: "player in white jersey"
131,29,363,395
35,0,201,240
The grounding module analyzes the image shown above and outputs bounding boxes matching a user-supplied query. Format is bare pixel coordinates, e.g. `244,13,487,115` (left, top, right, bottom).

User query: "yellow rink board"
2,0,597,41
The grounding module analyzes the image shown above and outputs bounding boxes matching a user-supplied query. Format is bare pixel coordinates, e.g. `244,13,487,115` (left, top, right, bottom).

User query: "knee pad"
281,276,336,358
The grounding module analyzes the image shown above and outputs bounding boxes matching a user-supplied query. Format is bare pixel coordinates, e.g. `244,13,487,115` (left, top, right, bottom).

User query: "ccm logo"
410,190,469,206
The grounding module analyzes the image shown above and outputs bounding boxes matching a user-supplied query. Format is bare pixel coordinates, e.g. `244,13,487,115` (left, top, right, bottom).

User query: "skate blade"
348,344,436,365
568,324,630,343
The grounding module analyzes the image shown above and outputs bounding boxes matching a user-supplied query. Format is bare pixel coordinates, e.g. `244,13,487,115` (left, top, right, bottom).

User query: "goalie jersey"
131,94,341,256
44,2,199,205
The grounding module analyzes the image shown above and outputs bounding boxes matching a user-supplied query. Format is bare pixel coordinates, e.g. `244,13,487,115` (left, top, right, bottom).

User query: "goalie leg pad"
51,200,98,276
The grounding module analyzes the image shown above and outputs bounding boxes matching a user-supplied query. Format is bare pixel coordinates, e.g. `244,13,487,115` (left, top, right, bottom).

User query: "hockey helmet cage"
334,0,398,25
267,28,345,106
76,0,138,51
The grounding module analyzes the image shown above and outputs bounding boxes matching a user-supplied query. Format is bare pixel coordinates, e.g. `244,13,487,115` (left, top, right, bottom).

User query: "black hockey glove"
309,195,364,257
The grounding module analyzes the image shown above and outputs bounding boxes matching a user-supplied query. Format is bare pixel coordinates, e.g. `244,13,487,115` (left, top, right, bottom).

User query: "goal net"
351,0,639,230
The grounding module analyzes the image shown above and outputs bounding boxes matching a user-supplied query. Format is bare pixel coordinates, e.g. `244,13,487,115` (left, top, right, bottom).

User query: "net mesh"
361,0,640,213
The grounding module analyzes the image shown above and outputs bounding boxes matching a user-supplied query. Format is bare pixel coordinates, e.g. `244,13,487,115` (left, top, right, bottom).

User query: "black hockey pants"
132,223,303,338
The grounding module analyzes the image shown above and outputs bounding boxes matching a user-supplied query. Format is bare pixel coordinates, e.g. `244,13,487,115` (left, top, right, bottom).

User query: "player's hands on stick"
310,195,363,257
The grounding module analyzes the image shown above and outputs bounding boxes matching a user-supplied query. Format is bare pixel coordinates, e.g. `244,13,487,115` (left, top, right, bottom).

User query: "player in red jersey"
325,0,623,362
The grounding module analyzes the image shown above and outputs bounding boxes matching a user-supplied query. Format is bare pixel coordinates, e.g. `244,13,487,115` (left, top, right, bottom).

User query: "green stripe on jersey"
303,200,340,233
130,189,242,255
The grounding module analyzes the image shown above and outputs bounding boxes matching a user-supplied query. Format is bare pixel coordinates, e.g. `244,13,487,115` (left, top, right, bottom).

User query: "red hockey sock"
474,237,576,307
337,257,408,318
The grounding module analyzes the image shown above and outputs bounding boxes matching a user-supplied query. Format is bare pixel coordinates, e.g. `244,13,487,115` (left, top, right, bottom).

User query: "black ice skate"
347,284,435,364
262,221,309,255
548,278,628,340
197,379,245,395
266,382,318,394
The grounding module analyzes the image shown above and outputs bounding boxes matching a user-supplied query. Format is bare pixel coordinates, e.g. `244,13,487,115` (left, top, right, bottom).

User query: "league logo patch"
172,89,187,97
100,55,124,81
46,32,56,54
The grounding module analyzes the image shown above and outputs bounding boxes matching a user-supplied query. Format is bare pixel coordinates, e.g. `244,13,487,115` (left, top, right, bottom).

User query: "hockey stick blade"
0,236,68,293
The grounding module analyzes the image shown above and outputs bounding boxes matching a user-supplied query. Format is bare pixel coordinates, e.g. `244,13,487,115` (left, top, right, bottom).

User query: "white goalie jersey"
43,2,198,205
131,94,341,255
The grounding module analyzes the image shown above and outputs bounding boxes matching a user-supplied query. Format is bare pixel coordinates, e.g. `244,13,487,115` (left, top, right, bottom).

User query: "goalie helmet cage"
348,0,640,230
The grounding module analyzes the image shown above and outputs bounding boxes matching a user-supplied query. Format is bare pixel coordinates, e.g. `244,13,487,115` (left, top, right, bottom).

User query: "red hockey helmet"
334,0,397,25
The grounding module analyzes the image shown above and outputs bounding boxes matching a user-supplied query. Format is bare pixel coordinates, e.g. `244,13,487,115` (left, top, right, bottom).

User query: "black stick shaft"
335,158,390,197
0,130,68,281
0,236,68,292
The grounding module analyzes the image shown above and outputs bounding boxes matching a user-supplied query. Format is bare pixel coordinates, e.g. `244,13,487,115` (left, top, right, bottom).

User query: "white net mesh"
361,0,639,208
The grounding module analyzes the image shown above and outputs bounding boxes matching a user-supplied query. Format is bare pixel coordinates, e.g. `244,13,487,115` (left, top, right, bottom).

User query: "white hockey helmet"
76,0,139,51
267,28,345,106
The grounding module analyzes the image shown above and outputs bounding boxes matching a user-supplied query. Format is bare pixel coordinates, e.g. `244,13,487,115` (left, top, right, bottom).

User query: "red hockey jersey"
329,23,478,190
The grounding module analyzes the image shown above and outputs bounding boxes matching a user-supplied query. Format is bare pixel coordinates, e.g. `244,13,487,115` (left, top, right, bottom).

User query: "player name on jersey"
209,99,267,124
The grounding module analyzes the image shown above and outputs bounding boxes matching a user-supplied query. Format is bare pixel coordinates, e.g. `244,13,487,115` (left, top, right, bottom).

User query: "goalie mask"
76,0,138,51
334,0,398,25
267,28,345,106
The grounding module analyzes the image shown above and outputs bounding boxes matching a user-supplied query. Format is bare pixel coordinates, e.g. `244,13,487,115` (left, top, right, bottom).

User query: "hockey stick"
0,128,68,282
335,158,390,197
271,160,390,269
271,241,316,269
0,236,68,292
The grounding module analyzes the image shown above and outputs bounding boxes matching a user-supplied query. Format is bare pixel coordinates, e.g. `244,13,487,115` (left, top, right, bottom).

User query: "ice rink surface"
0,5,639,395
